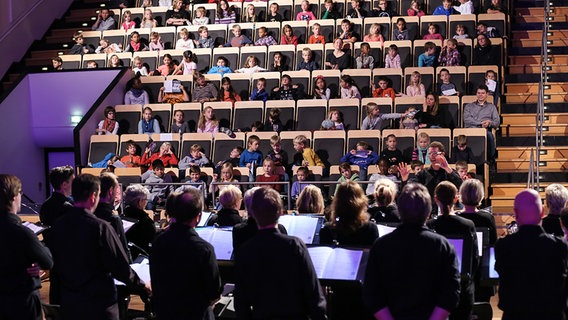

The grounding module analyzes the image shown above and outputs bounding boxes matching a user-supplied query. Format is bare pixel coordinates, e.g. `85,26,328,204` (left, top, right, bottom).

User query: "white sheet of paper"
122,220,135,233
210,229,233,260
442,88,457,96
196,227,215,242
448,238,464,273
164,80,173,93
278,215,319,244
307,247,333,279
376,224,396,237
489,247,499,278
198,211,213,227
322,248,363,280
476,231,483,257
159,133,173,141
22,221,44,234
131,263,151,284
486,79,497,92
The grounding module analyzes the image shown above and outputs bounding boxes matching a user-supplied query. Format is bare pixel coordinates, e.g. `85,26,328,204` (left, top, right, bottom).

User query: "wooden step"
497,147,568,160
501,113,568,125
501,124,568,136
512,39,568,48
504,93,568,103
505,83,568,94
24,57,53,67
30,49,64,59
509,55,568,65
509,64,568,74
495,158,568,171
515,7,568,16
511,30,568,41
490,183,568,197
515,16,568,23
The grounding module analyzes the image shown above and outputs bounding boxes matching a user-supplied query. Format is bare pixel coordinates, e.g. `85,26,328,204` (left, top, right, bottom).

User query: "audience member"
296,184,325,214
463,85,499,162
124,77,149,105
141,142,178,168
165,0,191,26
293,134,325,168
215,0,237,24
419,93,445,128
138,107,161,134
450,134,475,164
325,38,351,70
96,106,119,135
291,166,310,199
212,185,244,226
340,141,378,180
334,162,360,195
120,140,141,167
380,134,404,166
69,32,94,55
92,8,116,31
192,73,218,103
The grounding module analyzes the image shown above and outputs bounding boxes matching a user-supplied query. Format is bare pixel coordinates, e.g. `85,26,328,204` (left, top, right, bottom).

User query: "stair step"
506,73,568,83
511,30,568,41
508,46,568,55
490,183,564,197
500,124,568,137
515,7,568,16
509,64,568,74
505,83,568,93
497,147,568,160
501,102,568,113
492,172,568,183
501,113,568,125
512,39,568,48
504,93,568,103
509,55,568,65
496,159,568,171
497,135,568,147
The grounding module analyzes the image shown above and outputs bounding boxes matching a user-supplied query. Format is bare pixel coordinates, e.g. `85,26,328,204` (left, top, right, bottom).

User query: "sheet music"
442,88,457,96
122,220,135,233
196,227,216,242
279,215,319,244
486,79,497,92
198,212,213,227
114,260,151,286
489,247,499,279
307,247,363,280
210,229,233,260
376,224,396,237
159,133,173,141
22,221,47,235
476,231,483,257
307,247,333,279
447,238,463,273
164,80,173,93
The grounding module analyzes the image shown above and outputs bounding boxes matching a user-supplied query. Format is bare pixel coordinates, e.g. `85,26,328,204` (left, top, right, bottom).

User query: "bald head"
514,189,544,226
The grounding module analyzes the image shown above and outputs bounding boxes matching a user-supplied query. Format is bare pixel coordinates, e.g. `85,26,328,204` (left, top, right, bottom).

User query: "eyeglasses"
428,151,442,156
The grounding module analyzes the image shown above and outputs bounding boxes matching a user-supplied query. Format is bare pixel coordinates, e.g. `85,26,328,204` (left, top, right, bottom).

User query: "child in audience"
175,28,194,50
219,77,242,105
242,4,260,23
296,0,316,21
132,56,149,76
267,2,284,22
337,19,357,48
96,106,119,135
173,50,197,75
255,26,277,46
138,107,161,134
96,38,122,54
271,74,302,100
308,23,326,44
356,42,375,69
181,165,206,190
340,141,378,180
476,22,500,38
223,25,252,47
215,0,237,24
281,24,298,45
69,32,94,55
485,69,500,106
142,159,174,210
120,140,141,167
335,163,360,195
271,52,289,72
108,54,123,67
407,0,425,16
400,106,419,130
240,135,263,169
264,109,283,133
121,10,136,30
216,146,243,171
418,41,437,67
321,0,341,19
326,108,345,130
267,135,288,167
393,18,409,40
361,102,407,130
149,32,164,51
125,31,149,52
412,132,431,164
451,135,475,164
372,76,402,101
208,56,232,76
364,23,384,46
437,68,460,96
453,0,474,14
210,162,238,205
373,0,397,17
197,106,219,134
433,0,458,16
192,73,218,103
124,77,149,105
293,134,325,167
411,160,424,175
171,109,190,134
291,166,309,199
250,78,269,102
297,47,318,71
312,75,331,100
192,6,209,25
438,39,461,66
256,158,282,192
340,74,361,99
384,44,401,68
366,158,399,195
235,55,267,74
141,9,158,28
86,60,98,68
406,71,426,97
195,26,215,48
455,160,470,181
453,24,470,39
210,185,243,226
179,144,210,170
380,134,404,166
423,23,444,41
347,0,368,18
142,142,178,168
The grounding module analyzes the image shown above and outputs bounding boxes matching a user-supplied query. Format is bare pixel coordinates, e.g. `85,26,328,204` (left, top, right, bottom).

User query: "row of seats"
114,93,493,134
88,127,487,168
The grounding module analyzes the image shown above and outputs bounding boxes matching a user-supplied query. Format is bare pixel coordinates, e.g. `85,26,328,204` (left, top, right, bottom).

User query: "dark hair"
49,166,75,189
429,141,446,153
72,174,100,203
99,172,118,198
189,165,201,174
250,187,283,227
104,106,116,117
183,50,197,62
0,174,21,212
397,183,431,224
297,166,309,175
477,84,489,92
170,188,203,222
152,159,165,170
435,181,458,216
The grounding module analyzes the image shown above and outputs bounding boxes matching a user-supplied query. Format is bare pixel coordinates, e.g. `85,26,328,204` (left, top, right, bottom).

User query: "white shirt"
454,0,474,14
175,38,195,50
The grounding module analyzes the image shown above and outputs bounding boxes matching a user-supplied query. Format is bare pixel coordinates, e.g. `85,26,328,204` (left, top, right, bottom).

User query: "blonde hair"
244,55,259,68
219,185,242,209
178,28,189,37
197,106,219,131
330,180,369,231
296,185,325,214
365,102,379,116
373,178,397,206
293,134,308,146
270,135,281,145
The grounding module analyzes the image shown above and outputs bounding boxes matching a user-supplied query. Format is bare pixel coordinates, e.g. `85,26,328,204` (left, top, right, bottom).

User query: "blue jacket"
340,151,379,169
239,150,263,167
250,88,268,102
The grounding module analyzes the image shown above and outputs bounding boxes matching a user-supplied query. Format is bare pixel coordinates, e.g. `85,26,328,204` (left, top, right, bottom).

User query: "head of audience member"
459,179,484,211
169,188,203,227
545,184,568,216
330,180,369,231
0,174,22,214
296,185,325,214
434,181,458,216
397,183,432,225
514,189,544,226
72,174,101,212
219,185,243,211
373,178,397,207
428,141,446,170
99,172,119,205
124,184,150,210
250,187,284,229
49,165,75,196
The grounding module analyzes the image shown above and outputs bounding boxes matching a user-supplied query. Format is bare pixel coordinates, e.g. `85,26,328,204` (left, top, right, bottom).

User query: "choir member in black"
363,183,460,320
122,184,156,258
207,185,243,227
368,178,400,223
427,181,478,320
150,188,222,320
0,174,53,320
496,189,568,320
49,174,150,320
542,183,568,237
234,187,327,319
320,180,379,247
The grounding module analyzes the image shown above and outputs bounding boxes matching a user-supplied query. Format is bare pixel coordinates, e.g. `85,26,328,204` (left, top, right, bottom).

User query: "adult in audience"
192,72,218,103
0,174,53,320
92,8,116,31
463,84,499,163
319,180,379,247
418,93,445,128
234,187,327,319
296,185,325,215
543,183,568,237
49,174,150,319
368,178,400,223
124,77,149,105
363,183,460,320
325,38,352,71
495,189,568,319
427,181,478,320
472,34,500,66
151,188,222,319
165,0,191,26
122,184,156,258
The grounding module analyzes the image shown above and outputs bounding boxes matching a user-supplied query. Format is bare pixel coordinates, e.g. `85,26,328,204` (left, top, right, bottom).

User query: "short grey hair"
545,184,568,215
124,184,150,205
459,179,484,207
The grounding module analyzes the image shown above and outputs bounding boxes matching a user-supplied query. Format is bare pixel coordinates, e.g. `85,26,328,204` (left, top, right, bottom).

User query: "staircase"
492,0,568,232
